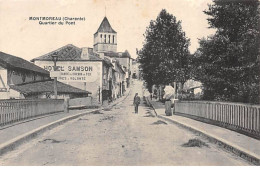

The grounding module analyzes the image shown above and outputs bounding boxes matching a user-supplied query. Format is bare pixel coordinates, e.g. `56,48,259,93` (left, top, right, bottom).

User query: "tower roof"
95,17,116,34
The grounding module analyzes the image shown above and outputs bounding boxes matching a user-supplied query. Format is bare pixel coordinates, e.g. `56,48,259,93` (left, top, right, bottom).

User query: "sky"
0,0,215,61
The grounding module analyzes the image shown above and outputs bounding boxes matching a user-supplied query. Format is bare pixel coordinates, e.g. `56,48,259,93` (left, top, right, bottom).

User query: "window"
113,35,115,44
21,73,26,83
33,73,36,81
104,34,106,43
109,35,111,43
100,34,102,43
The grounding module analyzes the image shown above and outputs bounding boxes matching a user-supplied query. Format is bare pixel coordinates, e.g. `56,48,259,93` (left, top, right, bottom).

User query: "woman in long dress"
163,86,174,116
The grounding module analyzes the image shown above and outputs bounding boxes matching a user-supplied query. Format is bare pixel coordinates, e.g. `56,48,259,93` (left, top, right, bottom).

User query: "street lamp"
51,52,58,99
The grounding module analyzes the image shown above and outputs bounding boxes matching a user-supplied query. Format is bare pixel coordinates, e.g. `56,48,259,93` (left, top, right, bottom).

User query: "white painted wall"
34,60,103,103
0,66,22,99
0,66,7,88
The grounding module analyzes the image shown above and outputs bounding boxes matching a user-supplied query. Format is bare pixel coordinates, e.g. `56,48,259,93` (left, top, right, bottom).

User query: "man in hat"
133,93,141,114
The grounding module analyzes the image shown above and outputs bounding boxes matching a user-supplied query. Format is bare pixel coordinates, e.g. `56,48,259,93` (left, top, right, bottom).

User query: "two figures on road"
133,93,141,114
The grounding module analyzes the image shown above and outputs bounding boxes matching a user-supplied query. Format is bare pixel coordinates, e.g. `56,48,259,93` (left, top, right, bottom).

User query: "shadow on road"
182,139,209,148
151,120,167,125
39,139,65,144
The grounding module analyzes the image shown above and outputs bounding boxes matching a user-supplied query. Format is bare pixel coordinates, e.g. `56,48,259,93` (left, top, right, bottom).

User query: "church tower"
93,17,117,53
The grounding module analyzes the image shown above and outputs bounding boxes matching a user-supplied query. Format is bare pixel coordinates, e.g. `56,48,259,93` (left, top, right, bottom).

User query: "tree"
192,0,260,103
138,9,190,91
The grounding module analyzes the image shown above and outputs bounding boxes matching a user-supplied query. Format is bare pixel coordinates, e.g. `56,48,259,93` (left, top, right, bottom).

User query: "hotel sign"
39,62,99,82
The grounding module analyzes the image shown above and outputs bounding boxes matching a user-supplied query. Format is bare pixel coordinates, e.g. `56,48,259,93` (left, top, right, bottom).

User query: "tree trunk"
174,82,177,99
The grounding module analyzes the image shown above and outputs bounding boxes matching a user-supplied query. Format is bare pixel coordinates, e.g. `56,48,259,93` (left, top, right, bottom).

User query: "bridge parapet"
175,101,260,139
0,99,64,126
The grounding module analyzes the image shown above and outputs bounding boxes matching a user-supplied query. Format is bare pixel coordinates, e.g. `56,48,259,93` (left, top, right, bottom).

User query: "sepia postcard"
0,0,259,166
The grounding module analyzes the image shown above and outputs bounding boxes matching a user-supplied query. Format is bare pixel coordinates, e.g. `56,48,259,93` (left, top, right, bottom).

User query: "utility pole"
51,52,58,99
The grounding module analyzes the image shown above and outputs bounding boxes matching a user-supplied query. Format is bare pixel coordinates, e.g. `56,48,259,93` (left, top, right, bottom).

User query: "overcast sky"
0,0,215,61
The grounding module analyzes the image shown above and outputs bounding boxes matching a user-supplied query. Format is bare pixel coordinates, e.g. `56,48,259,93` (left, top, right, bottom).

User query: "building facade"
0,52,49,99
132,59,140,79
0,52,89,99
112,59,126,99
32,44,113,104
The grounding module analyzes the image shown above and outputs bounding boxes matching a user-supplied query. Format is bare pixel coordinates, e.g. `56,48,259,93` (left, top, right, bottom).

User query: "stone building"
93,17,117,53
0,51,88,99
132,59,140,79
94,17,133,88
111,59,126,99
0,52,49,99
32,44,112,104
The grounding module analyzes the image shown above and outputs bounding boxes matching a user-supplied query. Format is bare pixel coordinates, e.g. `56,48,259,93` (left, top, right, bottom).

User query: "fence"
175,101,260,137
0,99,64,126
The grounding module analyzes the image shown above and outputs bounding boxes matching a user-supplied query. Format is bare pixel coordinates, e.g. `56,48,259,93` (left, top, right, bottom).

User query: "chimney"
88,48,93,54
99,52,105,59
81,47,89,60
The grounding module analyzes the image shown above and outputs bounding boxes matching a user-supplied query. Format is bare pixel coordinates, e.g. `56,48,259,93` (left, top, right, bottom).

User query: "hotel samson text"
42,62,98,82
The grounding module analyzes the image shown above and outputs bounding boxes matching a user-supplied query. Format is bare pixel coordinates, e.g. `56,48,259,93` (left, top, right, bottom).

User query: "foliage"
192,0,260,103
137,9,190,91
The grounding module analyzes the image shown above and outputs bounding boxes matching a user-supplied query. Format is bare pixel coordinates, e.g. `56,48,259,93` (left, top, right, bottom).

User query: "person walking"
133,93,141,114
154,89,157,100
163,86,174,116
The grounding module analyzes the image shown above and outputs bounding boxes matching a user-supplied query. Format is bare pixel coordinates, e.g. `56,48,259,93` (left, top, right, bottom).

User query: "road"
0,80,251,165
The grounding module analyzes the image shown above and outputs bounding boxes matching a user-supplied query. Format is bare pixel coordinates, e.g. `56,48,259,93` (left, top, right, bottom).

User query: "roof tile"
10,80,91,95
0,52,49,75
31,44,103,61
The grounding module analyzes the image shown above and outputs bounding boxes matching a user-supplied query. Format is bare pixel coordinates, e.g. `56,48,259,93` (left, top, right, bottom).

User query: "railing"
175,101,260,137
0,99,64,126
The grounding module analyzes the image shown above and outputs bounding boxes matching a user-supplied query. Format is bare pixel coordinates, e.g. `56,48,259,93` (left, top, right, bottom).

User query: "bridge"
0,80,259,165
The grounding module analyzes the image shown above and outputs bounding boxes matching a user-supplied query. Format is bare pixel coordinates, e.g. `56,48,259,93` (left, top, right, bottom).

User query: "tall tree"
138,9,190,91
193,0,260,103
